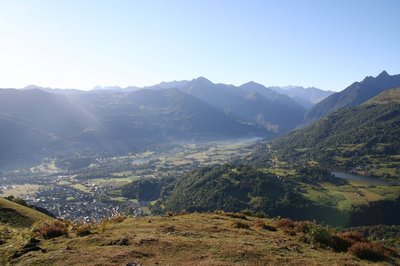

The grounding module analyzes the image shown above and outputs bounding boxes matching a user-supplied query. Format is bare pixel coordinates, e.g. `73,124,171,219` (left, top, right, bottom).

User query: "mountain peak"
243,81,258,86
377,70,390,78
193,76,212,84
240,81,266,89
92,85,123,91
23,84,44,90
362,71,391,83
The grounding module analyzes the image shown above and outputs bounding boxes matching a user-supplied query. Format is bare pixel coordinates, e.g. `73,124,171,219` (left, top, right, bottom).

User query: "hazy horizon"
0,0,399,91
0,75,340,92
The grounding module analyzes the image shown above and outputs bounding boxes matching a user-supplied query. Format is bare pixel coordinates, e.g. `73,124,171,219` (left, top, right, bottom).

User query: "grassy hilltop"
1,200,399,265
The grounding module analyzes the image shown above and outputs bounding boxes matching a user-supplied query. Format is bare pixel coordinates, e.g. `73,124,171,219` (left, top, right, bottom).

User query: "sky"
0,0,399,91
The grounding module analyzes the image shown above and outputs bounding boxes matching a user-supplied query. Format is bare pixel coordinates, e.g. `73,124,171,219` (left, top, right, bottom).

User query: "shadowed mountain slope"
304,71,400,123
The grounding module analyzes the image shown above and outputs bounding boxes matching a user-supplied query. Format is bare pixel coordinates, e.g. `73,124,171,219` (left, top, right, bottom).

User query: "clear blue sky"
0,0,399,91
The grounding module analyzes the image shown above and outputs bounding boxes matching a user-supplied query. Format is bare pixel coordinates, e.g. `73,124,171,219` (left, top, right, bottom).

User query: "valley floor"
0,139,258,221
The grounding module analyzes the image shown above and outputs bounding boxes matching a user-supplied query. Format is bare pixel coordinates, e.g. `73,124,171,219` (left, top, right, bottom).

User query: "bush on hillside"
294,220,314,233
254,220,277,231
0,226,12,244
74,223,92,237
274,218,295,228
223,212,248,220
34,221,68,239
232,220,250,229
331,231,365,252
348,242,386,261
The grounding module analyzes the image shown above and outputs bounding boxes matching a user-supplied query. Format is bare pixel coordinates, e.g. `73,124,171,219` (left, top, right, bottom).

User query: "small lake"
332,172,390,185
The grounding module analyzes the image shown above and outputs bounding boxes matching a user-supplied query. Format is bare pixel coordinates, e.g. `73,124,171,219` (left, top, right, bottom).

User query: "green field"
302,180,400,211
0,184,43,198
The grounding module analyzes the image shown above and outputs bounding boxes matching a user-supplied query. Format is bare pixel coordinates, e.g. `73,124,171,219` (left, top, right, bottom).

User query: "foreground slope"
271,88,400,178
3,213,391,266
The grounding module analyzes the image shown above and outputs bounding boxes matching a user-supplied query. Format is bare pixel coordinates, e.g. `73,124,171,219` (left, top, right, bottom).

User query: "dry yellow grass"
2,212,392,266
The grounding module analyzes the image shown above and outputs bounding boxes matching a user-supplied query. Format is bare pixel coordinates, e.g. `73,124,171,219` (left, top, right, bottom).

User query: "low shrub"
254,212,267,218
331,231,365,252
110,215,125,223
283,229,297,236
0,226,12,244
240,210,253,216
307,224,333,247
166,211,189,217
254,220,277,231
294,221,314,233
74,223,92,237
348,242,386,261
232,220,250,229
331,235,353,252
99,219,109,232
224,212,248,220
337,231,365,243
177,211,190,216
275,218,295,228
34,221,68,239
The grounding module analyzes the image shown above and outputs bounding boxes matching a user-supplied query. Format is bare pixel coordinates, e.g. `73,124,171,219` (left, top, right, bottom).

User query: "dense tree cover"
118,163,398,227
164,165,312,219
348,196,400,227
56,157,96,171
294,166,348,185
121,177,175,202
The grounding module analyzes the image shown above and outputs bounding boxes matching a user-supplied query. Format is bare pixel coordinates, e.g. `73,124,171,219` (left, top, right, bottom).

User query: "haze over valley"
1,1,399,265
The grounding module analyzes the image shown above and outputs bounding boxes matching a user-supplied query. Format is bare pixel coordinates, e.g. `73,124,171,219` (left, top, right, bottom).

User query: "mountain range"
92,77,316,131
304,71,400,123
270,86,334,109
0,78,331,169
1,72,398,171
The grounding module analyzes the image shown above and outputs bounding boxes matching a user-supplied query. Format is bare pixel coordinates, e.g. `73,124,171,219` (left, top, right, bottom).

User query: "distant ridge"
304,71,400,123
270,86,334,109
144,77,307,133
